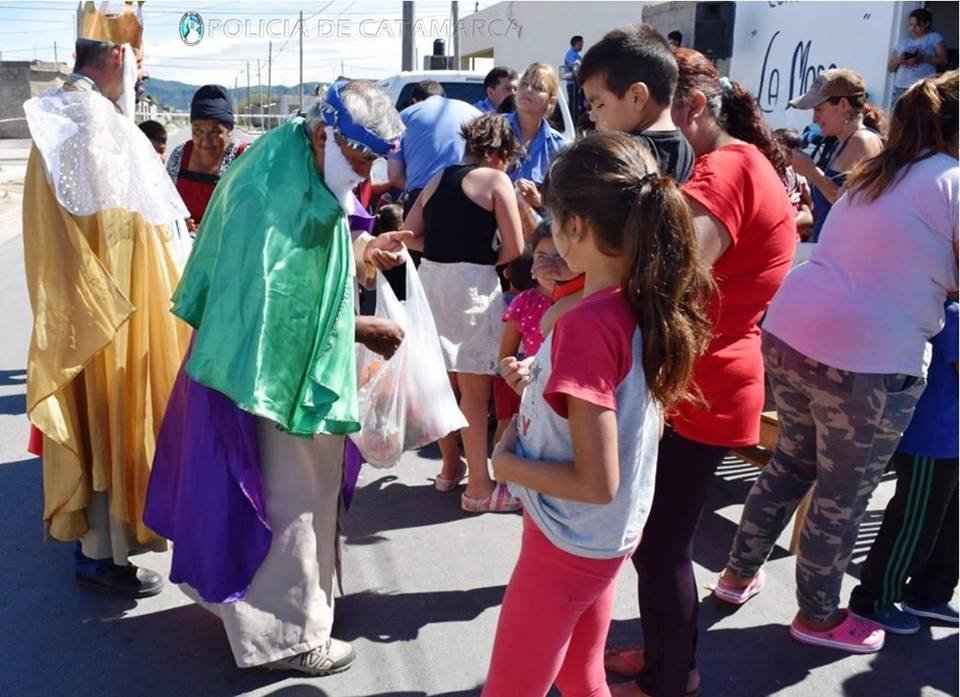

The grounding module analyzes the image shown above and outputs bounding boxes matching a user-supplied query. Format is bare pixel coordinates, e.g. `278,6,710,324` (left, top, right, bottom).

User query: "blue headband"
319,80,398,157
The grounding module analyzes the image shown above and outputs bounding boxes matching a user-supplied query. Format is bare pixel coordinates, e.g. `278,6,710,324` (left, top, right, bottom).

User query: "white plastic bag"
350,252,467,467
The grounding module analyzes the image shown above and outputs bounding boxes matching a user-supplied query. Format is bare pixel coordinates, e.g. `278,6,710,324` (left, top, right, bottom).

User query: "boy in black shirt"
579,24,694,184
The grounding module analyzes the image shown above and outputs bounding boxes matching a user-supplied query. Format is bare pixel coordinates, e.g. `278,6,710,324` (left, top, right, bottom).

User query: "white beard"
322,126,364,215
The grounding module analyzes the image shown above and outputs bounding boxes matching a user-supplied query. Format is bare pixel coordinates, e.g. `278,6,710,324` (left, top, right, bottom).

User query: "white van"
376,70,577,143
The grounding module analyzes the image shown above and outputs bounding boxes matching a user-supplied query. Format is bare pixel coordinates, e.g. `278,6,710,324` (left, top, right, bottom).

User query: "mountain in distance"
144,77,327,111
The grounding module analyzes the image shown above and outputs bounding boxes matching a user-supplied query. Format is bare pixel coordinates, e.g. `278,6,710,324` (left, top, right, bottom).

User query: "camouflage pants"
727,332,926,621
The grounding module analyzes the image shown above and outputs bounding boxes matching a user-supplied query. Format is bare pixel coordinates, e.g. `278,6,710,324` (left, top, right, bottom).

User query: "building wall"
0,61,69,138
642,1,697,49
459,2,645,73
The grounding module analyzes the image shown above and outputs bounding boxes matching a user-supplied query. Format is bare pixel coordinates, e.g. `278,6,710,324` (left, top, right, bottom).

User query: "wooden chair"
731,411,813,554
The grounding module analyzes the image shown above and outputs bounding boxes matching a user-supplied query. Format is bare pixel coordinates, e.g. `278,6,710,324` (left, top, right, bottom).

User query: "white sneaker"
265,638,356,676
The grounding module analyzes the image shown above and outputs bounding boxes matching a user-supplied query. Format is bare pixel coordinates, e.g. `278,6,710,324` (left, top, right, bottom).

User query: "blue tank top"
809,129,880,242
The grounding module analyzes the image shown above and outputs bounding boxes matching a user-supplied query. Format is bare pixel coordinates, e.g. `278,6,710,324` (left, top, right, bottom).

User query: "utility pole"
267,40,272,130
298,10,304,113
54,41,58,64
451,2,460,70
246,61,251,128
257,58,263,128
340,58,344,77
401,2,415,72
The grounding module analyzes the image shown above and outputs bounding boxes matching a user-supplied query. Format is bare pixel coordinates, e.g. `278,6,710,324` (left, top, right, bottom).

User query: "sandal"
604,646,645,677
461,482,521,513
789,609,884,653
713,567,766,605
434,471,467,492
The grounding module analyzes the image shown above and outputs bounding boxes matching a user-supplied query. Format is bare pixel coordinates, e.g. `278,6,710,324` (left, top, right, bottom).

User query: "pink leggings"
483,515,630,697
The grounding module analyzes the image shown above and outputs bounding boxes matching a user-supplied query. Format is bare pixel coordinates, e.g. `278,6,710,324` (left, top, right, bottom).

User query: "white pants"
184,418,345,667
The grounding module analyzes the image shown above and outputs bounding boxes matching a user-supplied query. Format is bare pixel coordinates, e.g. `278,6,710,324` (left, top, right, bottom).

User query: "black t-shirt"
631,129,695,185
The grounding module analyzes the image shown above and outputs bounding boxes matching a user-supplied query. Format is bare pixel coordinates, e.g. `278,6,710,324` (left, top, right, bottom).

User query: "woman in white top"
713,71,959,655
888,8,949,107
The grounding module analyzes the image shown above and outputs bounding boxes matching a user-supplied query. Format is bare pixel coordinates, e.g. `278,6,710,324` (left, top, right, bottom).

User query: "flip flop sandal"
604,647,645,677
712,567,767,605
461,482,521,513
434,472,467,492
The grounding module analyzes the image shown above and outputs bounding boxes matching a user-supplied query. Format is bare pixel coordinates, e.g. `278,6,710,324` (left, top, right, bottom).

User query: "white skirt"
418,259,505,375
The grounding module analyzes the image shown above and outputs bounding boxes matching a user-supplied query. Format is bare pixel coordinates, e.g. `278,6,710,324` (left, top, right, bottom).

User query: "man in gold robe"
21,3,190,596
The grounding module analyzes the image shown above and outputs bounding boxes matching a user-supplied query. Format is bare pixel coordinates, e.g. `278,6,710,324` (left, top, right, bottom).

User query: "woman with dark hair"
716,71,959,652
485,131,712,697
166,84,248,230
787,69,885,242
889,8,949,107
405,113,525,513
608,47,797,697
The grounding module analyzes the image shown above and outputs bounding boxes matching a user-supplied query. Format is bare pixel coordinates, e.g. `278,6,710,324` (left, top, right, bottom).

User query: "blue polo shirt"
898,301,959,459
505,111,567,185
389,96,481,191
473,97,496,113
563,47,582,67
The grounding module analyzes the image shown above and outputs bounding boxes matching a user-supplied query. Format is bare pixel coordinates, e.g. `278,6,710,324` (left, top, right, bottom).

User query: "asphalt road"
0,182,956,697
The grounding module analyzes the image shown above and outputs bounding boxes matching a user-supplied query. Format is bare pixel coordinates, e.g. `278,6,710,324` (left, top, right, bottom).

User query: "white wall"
728,2,912,131
459,1,645,73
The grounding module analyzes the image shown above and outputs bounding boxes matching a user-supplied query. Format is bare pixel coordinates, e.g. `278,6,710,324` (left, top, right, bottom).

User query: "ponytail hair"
673,47,787,181
542,133,713,407
846,69,958,203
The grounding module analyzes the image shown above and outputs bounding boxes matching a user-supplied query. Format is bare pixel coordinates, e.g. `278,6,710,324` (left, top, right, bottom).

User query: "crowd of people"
19,4,958,696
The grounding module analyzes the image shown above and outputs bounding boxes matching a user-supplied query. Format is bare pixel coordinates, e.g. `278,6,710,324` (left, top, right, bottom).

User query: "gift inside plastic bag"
350,252,467,468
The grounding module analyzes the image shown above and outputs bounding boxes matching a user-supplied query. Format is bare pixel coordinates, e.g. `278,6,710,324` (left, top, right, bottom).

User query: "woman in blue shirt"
505,63,568,186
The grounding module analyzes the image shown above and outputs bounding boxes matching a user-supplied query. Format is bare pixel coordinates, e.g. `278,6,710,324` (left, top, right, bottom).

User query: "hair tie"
637,172,658,189
719,76,734,95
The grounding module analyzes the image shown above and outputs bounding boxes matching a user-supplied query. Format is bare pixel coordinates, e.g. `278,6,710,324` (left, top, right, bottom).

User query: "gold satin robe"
23,142,189,551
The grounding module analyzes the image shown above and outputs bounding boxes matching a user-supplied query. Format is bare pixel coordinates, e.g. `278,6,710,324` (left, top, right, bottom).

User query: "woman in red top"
165,85,247,231
609,49,797,697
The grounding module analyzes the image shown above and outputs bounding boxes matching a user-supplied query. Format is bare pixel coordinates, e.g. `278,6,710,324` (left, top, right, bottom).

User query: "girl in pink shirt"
483,133,712,696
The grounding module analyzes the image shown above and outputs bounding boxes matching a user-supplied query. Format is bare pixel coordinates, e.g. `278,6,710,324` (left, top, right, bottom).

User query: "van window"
396,82,486,111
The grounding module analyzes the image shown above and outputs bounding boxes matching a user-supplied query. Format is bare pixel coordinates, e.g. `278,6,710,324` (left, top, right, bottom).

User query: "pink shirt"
503,288,553,357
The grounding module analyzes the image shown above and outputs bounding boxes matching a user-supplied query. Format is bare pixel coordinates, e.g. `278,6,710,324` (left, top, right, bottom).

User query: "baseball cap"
789,68,866,109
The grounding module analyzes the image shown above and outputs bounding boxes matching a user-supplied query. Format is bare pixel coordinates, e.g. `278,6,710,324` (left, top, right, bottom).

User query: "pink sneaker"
789,609,885,654
461,482,521,513
713,568,766,605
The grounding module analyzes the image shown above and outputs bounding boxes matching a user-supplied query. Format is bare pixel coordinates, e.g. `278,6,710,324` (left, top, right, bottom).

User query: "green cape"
172,118,358,436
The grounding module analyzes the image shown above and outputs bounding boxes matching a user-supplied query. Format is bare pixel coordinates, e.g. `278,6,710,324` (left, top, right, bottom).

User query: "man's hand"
364,230,415,270
355,316,404,359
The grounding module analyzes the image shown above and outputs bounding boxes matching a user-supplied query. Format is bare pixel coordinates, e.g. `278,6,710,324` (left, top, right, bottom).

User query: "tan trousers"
184,418,345,667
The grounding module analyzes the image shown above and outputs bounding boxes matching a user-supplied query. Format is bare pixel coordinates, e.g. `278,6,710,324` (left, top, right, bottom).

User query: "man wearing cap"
165,84,248,231
20,2,190,596
786,68,884,242
144,80,410,676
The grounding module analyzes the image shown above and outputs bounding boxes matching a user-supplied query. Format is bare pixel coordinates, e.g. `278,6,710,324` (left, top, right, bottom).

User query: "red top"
672,144,796,447
552,273,586,301
545,286,636,417
174,140,247,225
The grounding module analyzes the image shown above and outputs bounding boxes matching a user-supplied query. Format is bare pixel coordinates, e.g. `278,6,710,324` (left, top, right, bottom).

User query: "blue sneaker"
851,606,920,635
902,601,960,625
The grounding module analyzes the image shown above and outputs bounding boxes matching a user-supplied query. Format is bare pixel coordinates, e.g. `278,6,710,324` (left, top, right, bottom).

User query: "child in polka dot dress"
494,224,556,436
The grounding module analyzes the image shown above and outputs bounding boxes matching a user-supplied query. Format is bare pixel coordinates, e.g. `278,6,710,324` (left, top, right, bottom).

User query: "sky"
0,0,497,86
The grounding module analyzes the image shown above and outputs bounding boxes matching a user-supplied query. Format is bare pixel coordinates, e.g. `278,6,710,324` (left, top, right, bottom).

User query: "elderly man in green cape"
153,81,410,676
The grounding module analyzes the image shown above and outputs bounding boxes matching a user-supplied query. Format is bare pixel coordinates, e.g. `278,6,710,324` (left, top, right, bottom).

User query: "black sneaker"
74,563,165,598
